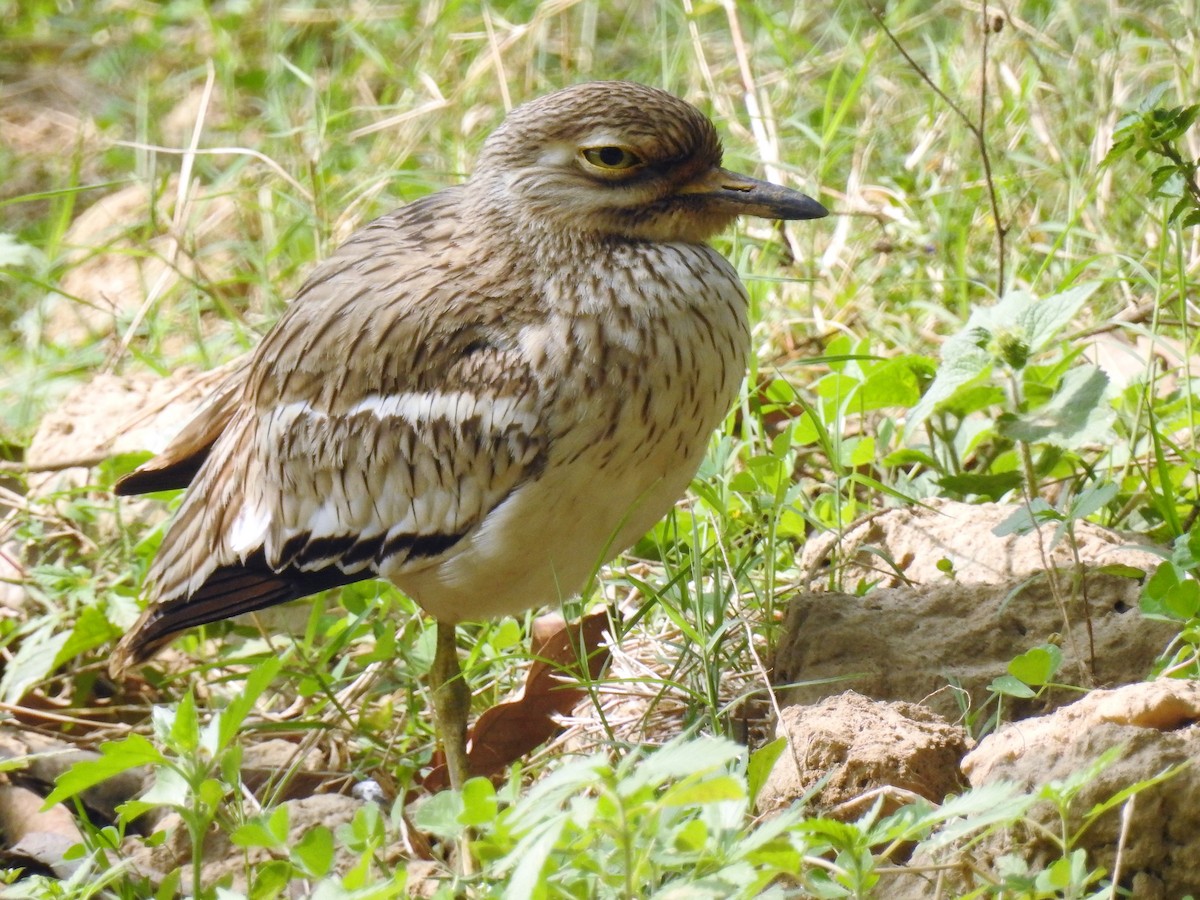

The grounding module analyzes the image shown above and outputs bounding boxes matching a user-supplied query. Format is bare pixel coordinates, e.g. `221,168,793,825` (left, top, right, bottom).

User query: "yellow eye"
581,146,643,170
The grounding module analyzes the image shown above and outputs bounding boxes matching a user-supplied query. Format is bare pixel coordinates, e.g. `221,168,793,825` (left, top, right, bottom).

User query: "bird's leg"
431,619,471,793
430,619,475,875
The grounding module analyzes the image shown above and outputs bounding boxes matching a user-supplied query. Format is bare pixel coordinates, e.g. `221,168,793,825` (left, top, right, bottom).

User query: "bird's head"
469,81,827,244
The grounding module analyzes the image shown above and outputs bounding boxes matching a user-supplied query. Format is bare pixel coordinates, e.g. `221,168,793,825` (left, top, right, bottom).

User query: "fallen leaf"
423,608,613,790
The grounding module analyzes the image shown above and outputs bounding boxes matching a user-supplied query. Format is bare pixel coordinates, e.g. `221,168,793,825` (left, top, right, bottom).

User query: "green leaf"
248,861,291,897
992,498,1056,537
747,737,786,809
292,825,334,878
673,817,709,852
936,471,1023,499
1068,482,1119,520
629,736,743,790
857,356,930,409
904,340,991,438
43,734,165,808
1145,560,1182,599
459,777,498,826
170,690,200,754
0,625,69,705
1097,563,1147,579
412,789,464,841
136,765,190,810
661,774,745,807
998,365,1114,449
52,606,121,669
218,654,283,750
1163,579,1200,619
989,674,1037,698
232,805,289,849
905,284,1100,440
1008,645,1063,686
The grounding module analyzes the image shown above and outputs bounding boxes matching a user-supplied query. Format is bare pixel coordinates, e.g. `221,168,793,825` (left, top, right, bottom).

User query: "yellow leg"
430,619,474,874
431,619,472,792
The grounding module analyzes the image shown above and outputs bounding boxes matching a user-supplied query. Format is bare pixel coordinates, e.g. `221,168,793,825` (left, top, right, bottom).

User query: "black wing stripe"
125,551,371,665
270,529,469,571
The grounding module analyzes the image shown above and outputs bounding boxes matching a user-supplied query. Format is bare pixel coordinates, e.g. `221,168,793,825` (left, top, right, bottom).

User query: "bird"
109,80,827,793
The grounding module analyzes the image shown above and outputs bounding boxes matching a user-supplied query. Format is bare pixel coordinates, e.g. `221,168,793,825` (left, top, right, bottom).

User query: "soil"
767,499,1200,897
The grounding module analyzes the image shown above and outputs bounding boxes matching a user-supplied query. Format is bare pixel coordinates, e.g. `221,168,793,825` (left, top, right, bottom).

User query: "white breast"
393,241,749,622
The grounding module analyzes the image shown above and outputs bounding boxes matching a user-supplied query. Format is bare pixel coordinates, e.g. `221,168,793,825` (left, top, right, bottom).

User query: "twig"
869,2,1009,294
1109,792,1134,898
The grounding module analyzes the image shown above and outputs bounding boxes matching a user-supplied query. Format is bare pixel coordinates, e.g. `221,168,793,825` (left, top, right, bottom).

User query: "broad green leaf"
989,674,1037,698
661,774,745,807
52,605,120,669
1098,563,1148,579
1163,579,1200,619
937,471,1023,499
992,498,1056,537
292,825,334,877
857,356,929,409
904,340,991,438
43,734,165,807
460,777,499,826
248,861,291,897
232,804,289,849
1019,283,1100,353
137,765,189,809
998,365,1114,449
1144,560,1182,599
846,435,876,467
631,737,742,790
672,817,709,852
412,788,464,840
1068,482,1119,520
922,781,1035,849
0,625,69,705
1008,645,1063,686
905,284,1100,439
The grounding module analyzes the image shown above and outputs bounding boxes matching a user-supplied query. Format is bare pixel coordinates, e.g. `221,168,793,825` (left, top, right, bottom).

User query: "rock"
901,679,1200,899
37,179,239,346
774,500,1174,721
758,692,970,816
26,365,239,476
798,499,1163,588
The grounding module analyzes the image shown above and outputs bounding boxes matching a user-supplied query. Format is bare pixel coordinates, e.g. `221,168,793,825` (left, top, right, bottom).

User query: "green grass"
2,0,1199,896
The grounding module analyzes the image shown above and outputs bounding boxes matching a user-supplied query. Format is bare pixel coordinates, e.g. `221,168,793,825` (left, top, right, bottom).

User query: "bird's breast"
403,242,751,622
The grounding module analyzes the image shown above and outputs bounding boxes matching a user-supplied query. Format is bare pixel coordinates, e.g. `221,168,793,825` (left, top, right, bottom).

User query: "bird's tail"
109,552,366,677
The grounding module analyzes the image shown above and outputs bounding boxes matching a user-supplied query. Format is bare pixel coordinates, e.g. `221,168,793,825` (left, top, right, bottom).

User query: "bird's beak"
676,167,828,220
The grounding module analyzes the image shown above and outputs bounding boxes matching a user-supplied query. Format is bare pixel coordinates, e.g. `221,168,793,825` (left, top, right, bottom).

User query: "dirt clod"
758,692,970,816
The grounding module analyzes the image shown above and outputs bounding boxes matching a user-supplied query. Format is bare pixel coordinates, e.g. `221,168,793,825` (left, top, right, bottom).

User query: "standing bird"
110,81,826,792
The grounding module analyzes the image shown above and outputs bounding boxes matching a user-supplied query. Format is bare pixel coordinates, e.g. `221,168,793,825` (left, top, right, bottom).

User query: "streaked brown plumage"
111,81,826,791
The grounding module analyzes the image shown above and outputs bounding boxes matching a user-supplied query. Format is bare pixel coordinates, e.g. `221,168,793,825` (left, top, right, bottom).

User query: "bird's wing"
114,356,251,496
113,191,550,667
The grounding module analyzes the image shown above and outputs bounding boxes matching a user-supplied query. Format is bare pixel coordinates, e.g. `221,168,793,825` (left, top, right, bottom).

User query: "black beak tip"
786,195,829,220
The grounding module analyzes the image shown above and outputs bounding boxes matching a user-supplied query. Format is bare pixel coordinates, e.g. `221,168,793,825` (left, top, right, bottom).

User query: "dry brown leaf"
0,782,84,878
423,609,613,790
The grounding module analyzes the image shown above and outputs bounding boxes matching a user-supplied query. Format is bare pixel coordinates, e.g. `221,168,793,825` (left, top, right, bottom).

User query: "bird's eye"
581,146,644,171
